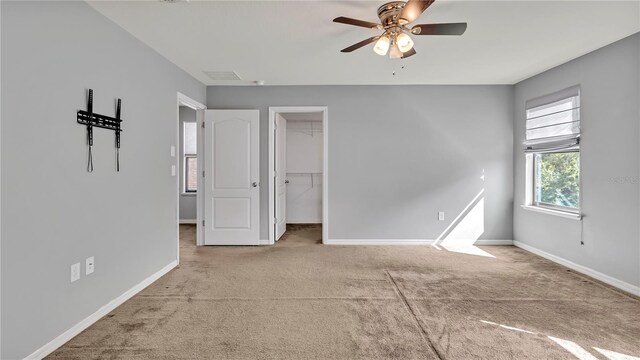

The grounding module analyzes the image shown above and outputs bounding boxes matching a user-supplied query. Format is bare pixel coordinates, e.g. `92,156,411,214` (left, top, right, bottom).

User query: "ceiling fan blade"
411,23,467,35
333,16,382,29
340,36,381,53
398,0,435,25
401,48,417,59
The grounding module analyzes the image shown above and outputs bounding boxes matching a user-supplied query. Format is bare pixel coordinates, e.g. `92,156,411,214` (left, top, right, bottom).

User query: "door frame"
177,92,206,251
268,106,329,245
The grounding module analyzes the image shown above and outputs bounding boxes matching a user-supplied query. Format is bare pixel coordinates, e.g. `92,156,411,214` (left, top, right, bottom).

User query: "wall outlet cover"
71,263,80,283
438,212,445,221
170,145,176,157
86,256,95,275
171,165,176,177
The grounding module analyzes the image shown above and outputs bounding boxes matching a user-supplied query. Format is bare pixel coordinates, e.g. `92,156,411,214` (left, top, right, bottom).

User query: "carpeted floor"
49,224,639,359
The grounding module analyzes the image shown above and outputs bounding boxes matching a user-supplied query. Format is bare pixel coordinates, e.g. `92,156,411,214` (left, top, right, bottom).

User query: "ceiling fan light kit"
389,43,403,59
373,35,391,55
333,0,467,59
396,33,414,52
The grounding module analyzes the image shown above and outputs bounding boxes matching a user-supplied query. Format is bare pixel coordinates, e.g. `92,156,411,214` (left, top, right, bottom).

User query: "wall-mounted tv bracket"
77,89,123,172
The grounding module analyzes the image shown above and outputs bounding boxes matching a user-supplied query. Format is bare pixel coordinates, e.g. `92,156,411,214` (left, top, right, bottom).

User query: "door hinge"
201,122,205,128
202,170,205,178
202,220,205,227
274,122,278,130
274,217,278,224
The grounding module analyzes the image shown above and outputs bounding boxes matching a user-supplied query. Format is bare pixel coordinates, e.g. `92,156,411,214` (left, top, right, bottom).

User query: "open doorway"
268,107,328,245
176,93,206,255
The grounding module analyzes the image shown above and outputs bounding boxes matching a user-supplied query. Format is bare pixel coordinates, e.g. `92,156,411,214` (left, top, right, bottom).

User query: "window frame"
184,155,197,193
182,121,197,194
529,148,581,216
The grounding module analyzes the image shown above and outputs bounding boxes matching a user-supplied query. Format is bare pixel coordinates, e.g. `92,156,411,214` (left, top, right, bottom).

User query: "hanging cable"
115,99,121,172
86,89,94,172
87,131,93,172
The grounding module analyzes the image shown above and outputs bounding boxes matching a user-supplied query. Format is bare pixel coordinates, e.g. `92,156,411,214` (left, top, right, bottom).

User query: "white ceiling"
89,0,640,85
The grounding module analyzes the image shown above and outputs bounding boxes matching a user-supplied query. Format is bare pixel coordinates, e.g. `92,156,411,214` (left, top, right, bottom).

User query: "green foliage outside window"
535,152,580,209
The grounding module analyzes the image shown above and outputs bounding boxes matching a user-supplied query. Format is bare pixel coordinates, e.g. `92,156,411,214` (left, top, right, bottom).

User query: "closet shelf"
285,172,322,187
289,129,323,132
288,120,323,136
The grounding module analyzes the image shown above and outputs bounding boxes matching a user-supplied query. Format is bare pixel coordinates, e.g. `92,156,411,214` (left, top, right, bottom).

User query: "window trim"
182,121,197,194
184,155,197,194
520,205,582,220
532,149,580,213
524,149,582,220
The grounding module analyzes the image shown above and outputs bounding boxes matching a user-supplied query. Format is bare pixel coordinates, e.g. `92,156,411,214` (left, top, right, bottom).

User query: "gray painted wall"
208,86,514,241
179,106,197,220
1,2,205,358
513,33,640,288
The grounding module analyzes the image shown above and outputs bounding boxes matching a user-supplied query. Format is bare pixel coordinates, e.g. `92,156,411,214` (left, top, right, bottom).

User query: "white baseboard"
287,220,322,224
259,239,271,245
325,239,513,246
513,241,640,297
326,239,433,245
25,260,178,360
475,240,514,245
179,219,197,224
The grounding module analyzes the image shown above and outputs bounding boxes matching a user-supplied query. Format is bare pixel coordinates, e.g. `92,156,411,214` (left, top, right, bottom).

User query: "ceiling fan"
333,0,467,59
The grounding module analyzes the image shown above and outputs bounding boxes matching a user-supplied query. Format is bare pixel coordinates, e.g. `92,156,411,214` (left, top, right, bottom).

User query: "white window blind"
524,86,580,151
184,122,197,155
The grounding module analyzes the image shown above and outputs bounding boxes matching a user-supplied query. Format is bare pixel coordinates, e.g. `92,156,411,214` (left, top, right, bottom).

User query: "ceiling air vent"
204,71,241,81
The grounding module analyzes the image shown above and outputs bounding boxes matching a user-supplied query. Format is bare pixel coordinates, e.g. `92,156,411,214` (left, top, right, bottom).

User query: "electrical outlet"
170,145,176,157
71,263,80,283
86,256,94,275
438,212,445,221
171,165,176,177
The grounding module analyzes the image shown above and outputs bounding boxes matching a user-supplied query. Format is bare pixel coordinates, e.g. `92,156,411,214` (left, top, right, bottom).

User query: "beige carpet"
49,224,639,359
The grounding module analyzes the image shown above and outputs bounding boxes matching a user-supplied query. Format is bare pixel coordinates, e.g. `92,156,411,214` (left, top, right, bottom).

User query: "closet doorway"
268,107,328,245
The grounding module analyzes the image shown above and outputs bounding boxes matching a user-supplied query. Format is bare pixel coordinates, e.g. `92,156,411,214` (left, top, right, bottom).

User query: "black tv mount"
77,89,123,172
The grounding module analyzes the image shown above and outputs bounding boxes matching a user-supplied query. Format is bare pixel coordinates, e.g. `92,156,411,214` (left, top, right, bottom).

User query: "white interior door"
275,114,287,240
204,110,260,245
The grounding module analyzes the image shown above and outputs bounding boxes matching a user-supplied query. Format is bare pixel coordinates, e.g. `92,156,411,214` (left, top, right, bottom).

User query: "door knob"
285,180,290,184
252,182,258,187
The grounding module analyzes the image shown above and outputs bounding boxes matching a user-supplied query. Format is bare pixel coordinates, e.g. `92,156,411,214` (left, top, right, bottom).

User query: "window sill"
521,205,582,220
181,192,197,196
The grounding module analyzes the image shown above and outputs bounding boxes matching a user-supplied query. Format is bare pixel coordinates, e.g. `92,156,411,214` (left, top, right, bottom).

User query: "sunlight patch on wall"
434,188,493,258
443,197,485,242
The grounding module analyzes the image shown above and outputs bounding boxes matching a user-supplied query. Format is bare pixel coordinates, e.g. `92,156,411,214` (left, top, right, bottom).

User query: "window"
183,122,197,193
523,86,581,216
534,152,580,210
